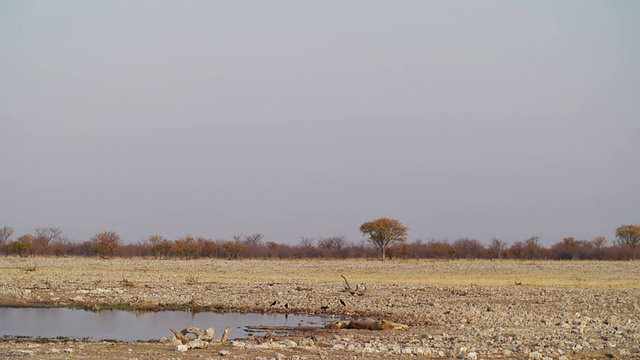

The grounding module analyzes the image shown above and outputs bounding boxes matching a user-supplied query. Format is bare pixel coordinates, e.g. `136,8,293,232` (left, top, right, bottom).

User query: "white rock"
413,347,428,355
187,339,209,349
230,341,246,348
218,349,230,356
176,344,188,352
467,351,478,360
300,338,314,347
619,348,630,356
281,339,297,347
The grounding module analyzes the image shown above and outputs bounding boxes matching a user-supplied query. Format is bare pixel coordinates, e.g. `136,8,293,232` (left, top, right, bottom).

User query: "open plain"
0,257,639,359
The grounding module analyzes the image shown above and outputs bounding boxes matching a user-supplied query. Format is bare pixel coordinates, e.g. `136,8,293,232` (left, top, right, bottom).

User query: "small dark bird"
320,306,329,311
284,303,289,309
339,299,346,306
270,300,277,307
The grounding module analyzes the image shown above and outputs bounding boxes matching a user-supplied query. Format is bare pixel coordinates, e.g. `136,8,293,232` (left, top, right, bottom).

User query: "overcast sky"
1,1,639,246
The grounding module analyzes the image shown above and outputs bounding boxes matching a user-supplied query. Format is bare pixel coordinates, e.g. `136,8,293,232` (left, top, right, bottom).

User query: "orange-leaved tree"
359,218,408,261
615,225,640,259
146,234,173,259
91,231,121,258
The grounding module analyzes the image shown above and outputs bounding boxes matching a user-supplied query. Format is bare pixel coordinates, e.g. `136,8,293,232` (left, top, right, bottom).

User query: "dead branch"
219,327,231,343
354,283,367,296
171,328,193,344
341,274,352,292
182,327,205,337
341,275,366,296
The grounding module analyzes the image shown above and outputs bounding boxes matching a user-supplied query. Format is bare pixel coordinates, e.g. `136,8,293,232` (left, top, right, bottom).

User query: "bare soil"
1,257,638,359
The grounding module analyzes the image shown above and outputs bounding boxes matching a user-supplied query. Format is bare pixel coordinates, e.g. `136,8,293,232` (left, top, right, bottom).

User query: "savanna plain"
0,257,638,359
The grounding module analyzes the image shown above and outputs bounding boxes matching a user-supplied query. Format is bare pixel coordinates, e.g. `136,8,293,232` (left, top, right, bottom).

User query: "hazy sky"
2,1,639,246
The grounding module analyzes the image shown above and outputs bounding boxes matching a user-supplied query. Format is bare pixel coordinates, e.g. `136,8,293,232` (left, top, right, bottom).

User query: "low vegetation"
0,224,638,260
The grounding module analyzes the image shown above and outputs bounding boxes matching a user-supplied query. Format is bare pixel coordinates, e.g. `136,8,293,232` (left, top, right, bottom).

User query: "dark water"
0,307,331,342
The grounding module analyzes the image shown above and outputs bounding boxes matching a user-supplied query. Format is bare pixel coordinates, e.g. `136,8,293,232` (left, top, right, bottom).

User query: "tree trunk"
381,247,386,261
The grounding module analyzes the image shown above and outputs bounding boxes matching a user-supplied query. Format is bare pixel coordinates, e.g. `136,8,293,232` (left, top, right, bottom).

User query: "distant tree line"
0,224,638,260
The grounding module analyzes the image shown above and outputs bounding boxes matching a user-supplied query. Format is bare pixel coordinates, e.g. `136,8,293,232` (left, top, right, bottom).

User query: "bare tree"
243,233,264,246
332,236,347,251
592,236,607,249
453,238,485,258
34,227,64,248
232,234,243,243
299,236,315,248
318,236,347,252
317,237,333,250
488,238,507,259
524,236,542,259
0,226,14,246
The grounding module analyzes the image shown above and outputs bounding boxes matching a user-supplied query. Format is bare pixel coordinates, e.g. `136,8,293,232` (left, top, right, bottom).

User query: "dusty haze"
1,1,639,245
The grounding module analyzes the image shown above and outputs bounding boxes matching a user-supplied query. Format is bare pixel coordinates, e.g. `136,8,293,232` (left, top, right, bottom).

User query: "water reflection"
0,307,330,342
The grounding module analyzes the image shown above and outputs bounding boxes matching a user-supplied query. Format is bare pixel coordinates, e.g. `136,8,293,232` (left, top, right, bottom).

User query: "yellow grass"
2,257,638,289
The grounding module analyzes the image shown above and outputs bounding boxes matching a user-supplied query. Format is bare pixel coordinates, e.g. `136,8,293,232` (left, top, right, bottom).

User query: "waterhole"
0,307,332,342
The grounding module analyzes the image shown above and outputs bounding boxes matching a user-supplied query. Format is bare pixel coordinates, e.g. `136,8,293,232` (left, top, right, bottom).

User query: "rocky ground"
0,257,638,359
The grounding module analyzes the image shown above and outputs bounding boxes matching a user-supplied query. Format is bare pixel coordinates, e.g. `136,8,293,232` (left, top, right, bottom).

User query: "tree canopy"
359,218,408,261
91,231,121,258
615,224,640,259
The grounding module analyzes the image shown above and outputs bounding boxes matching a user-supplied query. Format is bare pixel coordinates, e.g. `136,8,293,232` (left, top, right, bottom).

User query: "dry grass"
2,257,638,289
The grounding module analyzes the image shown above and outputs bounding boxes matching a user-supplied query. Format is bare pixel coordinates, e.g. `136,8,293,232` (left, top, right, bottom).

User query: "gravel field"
0,257,639,359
